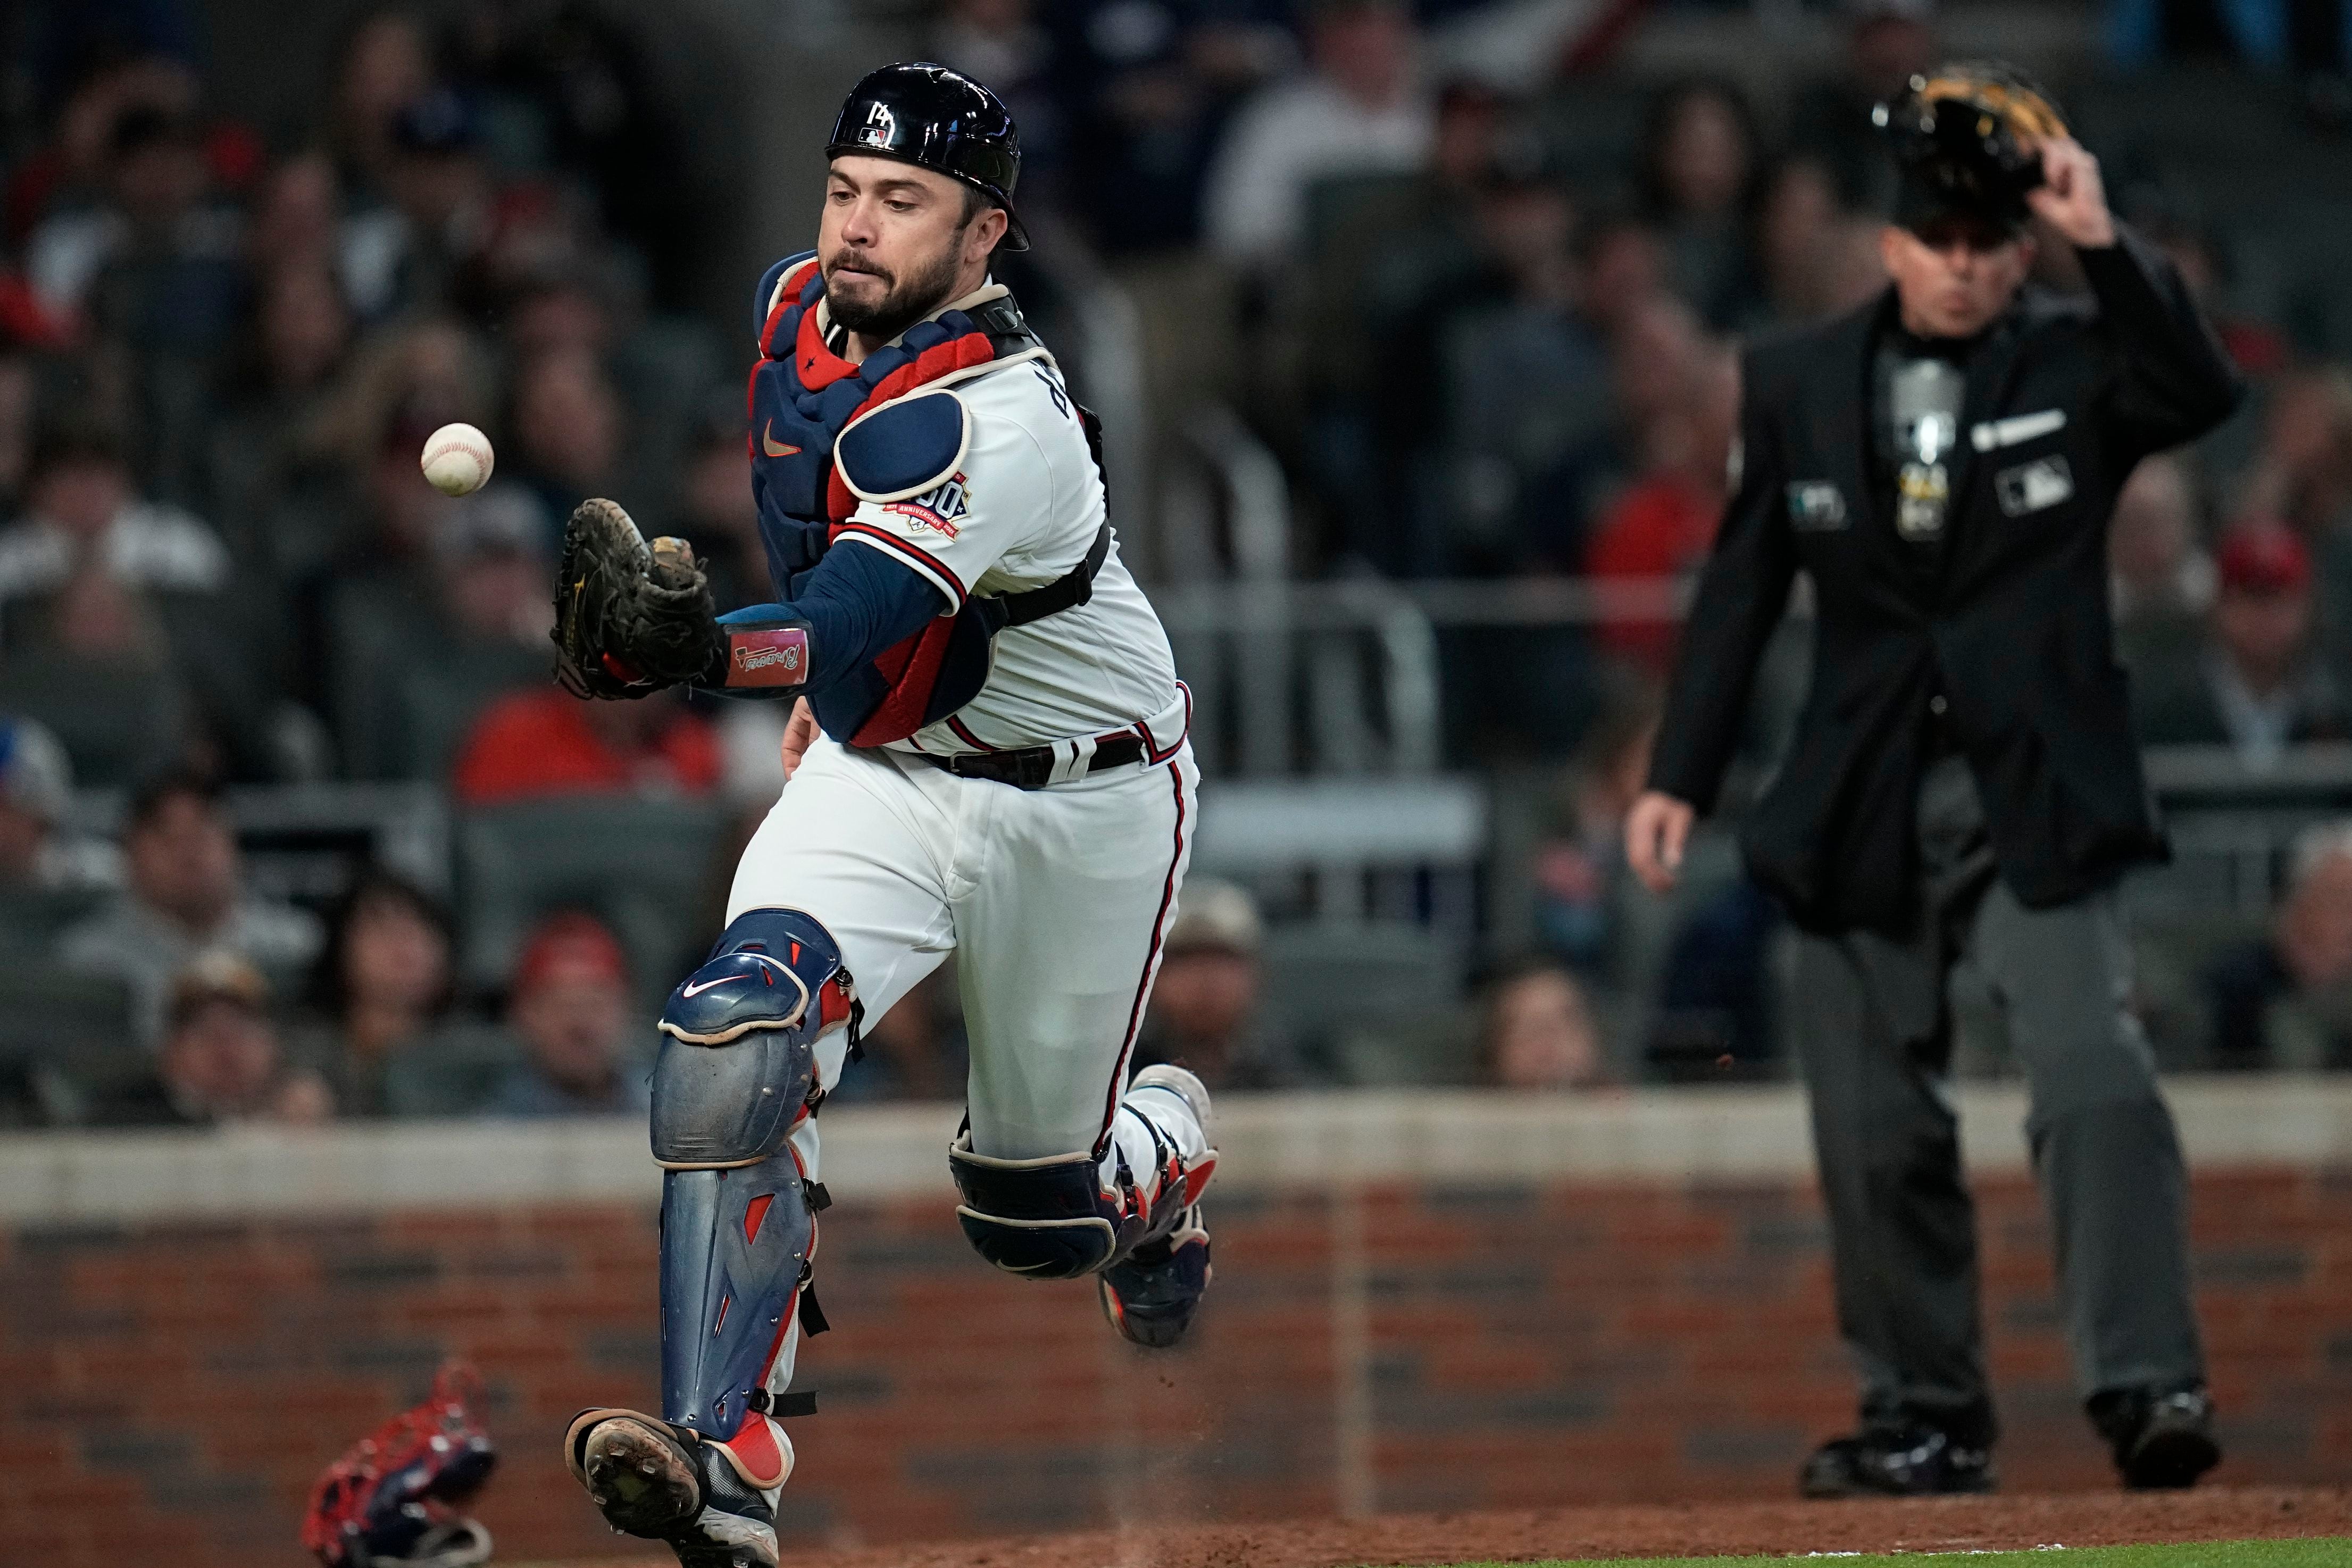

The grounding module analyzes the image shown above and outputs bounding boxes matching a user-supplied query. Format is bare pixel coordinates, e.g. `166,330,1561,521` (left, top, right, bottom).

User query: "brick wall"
5,1162,2350,1566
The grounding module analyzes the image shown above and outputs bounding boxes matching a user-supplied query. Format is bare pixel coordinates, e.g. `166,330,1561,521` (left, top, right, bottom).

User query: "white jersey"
822,290,1183,756
625,265,1219,1525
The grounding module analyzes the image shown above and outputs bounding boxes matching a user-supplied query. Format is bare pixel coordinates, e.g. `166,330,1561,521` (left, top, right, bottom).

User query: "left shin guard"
650,907,852,1446
659,1156,814,1445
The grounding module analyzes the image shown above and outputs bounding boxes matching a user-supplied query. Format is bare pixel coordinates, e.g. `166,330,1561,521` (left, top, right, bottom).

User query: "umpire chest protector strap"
745,256,1105,745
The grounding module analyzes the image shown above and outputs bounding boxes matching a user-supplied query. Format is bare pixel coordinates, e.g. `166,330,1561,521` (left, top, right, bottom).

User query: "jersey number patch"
1031,363,1070,419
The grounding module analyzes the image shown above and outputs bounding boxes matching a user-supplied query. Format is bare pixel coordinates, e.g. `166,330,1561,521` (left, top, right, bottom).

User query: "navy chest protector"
745,255,1107,745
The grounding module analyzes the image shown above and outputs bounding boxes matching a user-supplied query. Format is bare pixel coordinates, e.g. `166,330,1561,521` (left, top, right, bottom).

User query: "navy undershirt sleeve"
710,541,944,699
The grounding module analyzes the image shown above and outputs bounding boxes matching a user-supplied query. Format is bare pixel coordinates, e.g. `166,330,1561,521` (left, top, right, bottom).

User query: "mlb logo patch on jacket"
1787,480,1849,531
1996,455,2074,517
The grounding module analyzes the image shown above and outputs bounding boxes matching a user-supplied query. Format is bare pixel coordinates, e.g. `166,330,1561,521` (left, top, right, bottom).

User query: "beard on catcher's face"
822,231,967,343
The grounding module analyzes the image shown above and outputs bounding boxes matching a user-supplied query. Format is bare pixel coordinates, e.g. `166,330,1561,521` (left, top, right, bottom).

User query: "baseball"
421,422,495,497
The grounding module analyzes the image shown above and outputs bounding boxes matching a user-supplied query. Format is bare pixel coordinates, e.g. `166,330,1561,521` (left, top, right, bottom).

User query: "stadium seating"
0,966,137,1121
1258,918,1474,1083
455,796,735,1010
0,652,187,788
380,1022,532,1118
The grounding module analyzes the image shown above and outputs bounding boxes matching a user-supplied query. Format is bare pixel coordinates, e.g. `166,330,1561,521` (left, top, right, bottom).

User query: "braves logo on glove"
729,626,810,688
885,472,971,539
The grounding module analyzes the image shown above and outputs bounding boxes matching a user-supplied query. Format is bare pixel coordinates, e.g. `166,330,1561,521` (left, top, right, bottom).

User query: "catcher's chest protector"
747,257,1083,746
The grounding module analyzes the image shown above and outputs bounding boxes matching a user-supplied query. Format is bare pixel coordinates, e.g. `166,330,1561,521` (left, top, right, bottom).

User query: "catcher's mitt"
301,1364,496,1567
552,498,722,699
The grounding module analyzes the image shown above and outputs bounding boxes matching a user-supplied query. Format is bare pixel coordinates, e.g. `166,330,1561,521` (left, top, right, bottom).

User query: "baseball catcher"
555,64,1215,1568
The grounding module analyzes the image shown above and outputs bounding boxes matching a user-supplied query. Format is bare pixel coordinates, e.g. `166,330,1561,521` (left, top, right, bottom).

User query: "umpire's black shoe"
2091,1385,2222,1490
1799,1425,1996,1498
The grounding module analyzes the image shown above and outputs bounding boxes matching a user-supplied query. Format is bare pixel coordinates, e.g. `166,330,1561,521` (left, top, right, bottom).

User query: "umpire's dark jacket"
1648,227,2243,934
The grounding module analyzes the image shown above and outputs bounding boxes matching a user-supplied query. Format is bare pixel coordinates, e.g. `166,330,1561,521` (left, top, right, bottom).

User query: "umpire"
1627,65,2240,1496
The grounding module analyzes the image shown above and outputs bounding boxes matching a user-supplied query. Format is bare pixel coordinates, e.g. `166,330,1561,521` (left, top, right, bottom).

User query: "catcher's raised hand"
552,498,723,699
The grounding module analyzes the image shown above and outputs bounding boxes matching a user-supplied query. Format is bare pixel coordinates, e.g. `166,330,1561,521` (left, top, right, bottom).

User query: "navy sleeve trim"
831,523,968,609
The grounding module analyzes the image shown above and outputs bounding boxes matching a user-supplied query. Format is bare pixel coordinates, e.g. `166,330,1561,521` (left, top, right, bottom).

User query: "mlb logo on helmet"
824,62,1032,251
729,626,810,687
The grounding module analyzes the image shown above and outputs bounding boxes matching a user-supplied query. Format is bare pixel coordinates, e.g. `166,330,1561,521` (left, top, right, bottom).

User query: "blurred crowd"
5,0,2352,1123
0,4,752,798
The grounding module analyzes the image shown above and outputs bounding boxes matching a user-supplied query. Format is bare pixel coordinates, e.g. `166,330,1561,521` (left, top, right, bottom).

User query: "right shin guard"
947,1078,1213,1280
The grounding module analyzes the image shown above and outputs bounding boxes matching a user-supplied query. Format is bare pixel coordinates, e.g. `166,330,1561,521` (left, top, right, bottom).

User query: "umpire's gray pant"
1791,754,2204,1446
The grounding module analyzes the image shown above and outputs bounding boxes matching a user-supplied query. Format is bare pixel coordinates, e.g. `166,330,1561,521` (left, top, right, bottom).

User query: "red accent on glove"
301,1365,494,1566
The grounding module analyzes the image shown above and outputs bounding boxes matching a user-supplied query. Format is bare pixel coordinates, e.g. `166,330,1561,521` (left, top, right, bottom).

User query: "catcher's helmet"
827,63,1029,251
1874,62,2069,236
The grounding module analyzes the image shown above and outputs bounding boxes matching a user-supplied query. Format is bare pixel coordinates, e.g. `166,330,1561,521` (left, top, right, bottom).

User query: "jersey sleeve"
830,379,1066,613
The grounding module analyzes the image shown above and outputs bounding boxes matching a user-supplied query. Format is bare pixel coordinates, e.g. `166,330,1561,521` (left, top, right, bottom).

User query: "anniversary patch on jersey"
885,471,972,538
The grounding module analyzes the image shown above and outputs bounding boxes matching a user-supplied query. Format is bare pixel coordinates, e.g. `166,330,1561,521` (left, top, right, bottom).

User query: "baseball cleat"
564,1411,779,1568
1098,1063,1217,1348
1099,1204,1213,1349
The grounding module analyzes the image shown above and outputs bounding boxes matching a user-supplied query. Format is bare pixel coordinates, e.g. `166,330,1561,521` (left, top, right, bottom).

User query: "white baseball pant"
723,732,1209,1425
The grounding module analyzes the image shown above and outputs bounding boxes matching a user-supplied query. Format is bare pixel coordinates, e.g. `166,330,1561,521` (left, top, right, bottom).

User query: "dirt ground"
536,1486,2352,1567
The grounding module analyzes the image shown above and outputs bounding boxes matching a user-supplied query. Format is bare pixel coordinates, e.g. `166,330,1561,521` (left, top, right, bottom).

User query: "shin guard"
650,909,852,1444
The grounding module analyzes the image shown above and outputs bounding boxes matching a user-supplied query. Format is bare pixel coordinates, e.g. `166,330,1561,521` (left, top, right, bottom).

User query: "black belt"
938,732,1145,789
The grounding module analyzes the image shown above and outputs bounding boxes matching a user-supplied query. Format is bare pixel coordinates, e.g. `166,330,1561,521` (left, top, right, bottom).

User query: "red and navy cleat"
1098,1062,1216,1349
564,1409,786,1568
1099,1203,1212,1348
